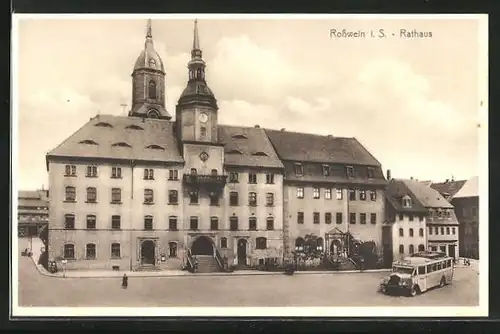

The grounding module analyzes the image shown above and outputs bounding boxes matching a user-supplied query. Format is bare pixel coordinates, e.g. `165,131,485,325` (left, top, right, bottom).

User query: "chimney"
254,125,260,128
386,169,391,181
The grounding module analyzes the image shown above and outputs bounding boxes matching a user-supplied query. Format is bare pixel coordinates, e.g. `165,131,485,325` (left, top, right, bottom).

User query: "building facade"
431,177,479,259
46,20,386,272
18,190,49,237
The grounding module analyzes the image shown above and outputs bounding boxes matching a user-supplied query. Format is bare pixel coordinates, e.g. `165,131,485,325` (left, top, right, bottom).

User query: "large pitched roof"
47,115,184,163
18,198,48,207
265,129,381,166
454,176,478,198
430,180,467,199
18,191,41,199
218,125,284,169
386,180,428,213
402,179,453,209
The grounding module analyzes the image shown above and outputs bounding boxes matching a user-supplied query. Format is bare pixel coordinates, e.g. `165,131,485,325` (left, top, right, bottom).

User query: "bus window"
437,262,442,270
427,265,433,273
447,259,452,267
432,264,437,272
418,266,426,275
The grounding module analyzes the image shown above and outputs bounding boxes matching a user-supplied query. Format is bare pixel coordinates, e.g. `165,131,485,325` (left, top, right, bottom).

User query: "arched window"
317,237,324,251
295,237,305,250
409,228,414,237
148,80,156,99
418,244,425,252
409,245,415,254
211,169,218,175
63,244,75,259
399,228,404,237
86,243,96,259
399,244,404,254
419,228,424,237
266,217,274,230
256,237,267,250
190,168,197,175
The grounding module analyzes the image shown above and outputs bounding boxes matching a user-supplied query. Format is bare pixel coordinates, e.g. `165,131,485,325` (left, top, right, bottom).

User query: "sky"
14,15,485,190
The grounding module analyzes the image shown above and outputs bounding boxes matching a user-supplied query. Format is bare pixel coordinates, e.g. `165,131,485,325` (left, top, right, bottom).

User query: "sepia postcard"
11,13,488,318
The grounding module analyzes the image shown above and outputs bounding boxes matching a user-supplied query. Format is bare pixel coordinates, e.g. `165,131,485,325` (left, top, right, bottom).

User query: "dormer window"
227,149,243,155
294,163,304,177
367,167,375,179
147,109,159,118
111,142,132,148
79,140,99,145
402,195,412,208
95,122,113,128
322,165,331,176
346,166,354,178
231,134,248,140
125,125,144,130
252,152,268,157
146,144,165,150
148,58,156,68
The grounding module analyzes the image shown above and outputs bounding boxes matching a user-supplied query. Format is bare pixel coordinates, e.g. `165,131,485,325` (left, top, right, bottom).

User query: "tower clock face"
199,112,208,123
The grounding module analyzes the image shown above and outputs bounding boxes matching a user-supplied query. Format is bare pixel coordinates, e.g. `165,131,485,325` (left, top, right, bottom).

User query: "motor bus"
379,251,455,297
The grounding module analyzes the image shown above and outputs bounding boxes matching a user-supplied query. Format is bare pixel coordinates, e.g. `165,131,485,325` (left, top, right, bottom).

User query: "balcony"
183,174,228,189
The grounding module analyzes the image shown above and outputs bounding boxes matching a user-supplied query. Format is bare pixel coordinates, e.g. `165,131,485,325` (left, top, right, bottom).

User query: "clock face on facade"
199,152,209,162
199,112,208,123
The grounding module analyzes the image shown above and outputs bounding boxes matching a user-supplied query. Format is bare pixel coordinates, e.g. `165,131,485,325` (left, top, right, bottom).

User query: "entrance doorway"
237,239,247,265
448,245,456,259
169,242,177,258
141,240,155,265
330,239,342,255
191,236,213,255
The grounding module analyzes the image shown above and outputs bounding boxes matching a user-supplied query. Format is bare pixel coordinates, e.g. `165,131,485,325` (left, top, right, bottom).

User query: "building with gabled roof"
18,189,49,238
45,19,387,272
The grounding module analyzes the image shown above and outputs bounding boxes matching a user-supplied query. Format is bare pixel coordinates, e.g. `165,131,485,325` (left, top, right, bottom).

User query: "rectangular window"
111,215,121,229
471,206,477,217
144,168,154,180
418,266,426,275
111,188,121,203
200,126,207,137
86,244,96,260
169,190,178,204
111,167,122,178
435,227,439,235
359,190,366,201
210,193,219,206
350,213,356,224
441,227,445,235
336,189,343,200
189,190,198,204
65,164,77,176
360,213,367,224
249,217,257,230
266,193,274,206
419,215,424,222
256,237,267,250
229,192,239,206
248,192,257,206
428,226,433,235
229,172,239,183
322,165,330,176
111,243,121,258
452,227,456,235
294,163,304,176
144,216,153,230
86,215,96,229
266,217,274,230
230,217,238,231
349,189,356,201
64,214,75,229
325,212,332,224
297,212,304,224
220,238,228,249
446,227,450,235
313,187,320,199
168,169,179,180
409,214,414,222
370,190,377,201
266,173,274,184
296,187,304,199
346,166,354,178
169,216,178,230
190,217,198,230
248,173,257,184
313,212,320,224
325,188,332,200
370,213,376,224
336,212,343,224
367,167,375,179
210,217,218,230
65,186,76,202
86,165,98,177
86,187,97,202
399,213,404,221
144,189,154,204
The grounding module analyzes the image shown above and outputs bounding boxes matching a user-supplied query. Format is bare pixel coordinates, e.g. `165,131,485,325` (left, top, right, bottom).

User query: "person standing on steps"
122,274,128,289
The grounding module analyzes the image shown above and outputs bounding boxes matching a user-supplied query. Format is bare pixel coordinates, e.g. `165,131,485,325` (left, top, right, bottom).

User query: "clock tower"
176,19,218,144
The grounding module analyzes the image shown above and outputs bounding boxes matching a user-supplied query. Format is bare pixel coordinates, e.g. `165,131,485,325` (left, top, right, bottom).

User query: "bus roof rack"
410,251,448,259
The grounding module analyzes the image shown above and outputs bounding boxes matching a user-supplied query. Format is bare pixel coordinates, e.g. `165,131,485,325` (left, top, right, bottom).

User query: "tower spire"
193,19,200,51
146,19,152,38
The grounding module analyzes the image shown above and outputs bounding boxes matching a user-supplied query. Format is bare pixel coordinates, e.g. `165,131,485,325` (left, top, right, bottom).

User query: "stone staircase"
135,265,162,272
195,255,220,273
326,255,358,271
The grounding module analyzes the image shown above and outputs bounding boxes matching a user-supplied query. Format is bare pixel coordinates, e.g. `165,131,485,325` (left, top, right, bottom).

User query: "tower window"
200,127,207,137
148,80,157,99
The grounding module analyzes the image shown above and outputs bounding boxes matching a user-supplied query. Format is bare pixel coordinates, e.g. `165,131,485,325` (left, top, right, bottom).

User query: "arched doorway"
330,239,342,255
141,240,155,265
191,236,213,255
237,239,247,265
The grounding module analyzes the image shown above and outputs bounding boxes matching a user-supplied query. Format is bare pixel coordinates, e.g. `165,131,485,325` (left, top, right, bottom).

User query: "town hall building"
46,20,387,272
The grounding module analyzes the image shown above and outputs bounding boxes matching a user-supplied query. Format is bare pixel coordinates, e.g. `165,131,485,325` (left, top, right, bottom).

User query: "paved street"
18,252,479,307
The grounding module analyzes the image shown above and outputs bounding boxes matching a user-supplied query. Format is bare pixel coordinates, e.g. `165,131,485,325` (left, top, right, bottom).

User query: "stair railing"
214,248,224,272
186,248,194,270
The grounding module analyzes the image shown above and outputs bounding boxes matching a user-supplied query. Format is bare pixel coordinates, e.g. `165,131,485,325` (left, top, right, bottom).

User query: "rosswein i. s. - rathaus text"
45,20,387,272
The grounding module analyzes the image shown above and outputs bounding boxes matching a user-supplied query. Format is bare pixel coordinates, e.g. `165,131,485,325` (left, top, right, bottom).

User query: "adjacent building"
46,20,387,272
431,177,479,259
18,190,49,237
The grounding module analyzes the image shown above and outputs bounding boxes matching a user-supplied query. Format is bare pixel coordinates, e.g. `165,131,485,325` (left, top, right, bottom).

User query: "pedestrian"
122,273,128,289
467,259,471,267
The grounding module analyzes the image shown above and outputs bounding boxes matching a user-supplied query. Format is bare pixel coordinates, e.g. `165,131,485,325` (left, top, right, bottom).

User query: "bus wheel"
439,277,446,287
409,285,418,297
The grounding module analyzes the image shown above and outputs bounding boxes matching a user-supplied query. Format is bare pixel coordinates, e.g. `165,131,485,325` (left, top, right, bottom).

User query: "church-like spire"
146,18,152,38
191,19,203,60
